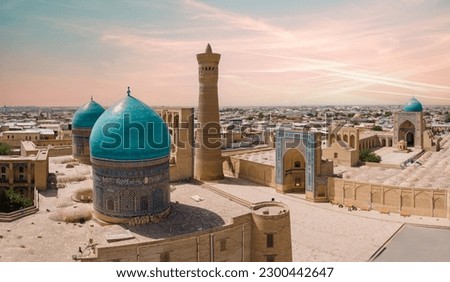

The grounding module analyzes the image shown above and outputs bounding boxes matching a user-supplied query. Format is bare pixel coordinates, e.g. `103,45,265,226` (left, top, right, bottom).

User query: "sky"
1,0,450,107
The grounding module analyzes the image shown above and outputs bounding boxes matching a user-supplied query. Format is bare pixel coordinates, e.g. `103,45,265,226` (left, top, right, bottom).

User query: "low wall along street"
328,177,449,219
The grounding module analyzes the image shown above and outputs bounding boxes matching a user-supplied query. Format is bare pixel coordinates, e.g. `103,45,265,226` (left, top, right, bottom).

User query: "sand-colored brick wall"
328,177,448,218
82,214,253,262
251,202,292,262
230,160,276,188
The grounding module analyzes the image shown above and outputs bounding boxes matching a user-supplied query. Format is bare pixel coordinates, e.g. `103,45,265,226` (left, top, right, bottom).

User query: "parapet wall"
328,177,449,219
81,214,252,262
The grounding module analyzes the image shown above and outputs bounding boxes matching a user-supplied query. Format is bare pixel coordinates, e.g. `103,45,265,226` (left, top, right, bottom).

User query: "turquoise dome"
89,92,170,161
403,97,423,112
72,99,105,129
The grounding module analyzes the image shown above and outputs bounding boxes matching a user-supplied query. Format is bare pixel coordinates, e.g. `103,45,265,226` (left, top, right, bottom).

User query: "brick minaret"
194,44,224,180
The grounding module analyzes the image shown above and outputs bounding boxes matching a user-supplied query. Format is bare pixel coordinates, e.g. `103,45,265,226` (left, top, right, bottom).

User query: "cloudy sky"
1,0,450,107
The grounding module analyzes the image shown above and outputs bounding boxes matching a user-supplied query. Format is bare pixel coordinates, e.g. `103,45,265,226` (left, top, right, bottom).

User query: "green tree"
0,143,11,155
359,149,381,163
445,115,450,123
0,189,33,212
372,125,383,131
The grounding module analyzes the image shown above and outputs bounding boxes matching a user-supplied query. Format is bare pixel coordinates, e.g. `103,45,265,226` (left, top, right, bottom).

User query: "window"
266,255,275,262
267,234,274,248
294,161,301,168
334,153,338,158
1,167,5,173
160,252,170,262
140,197,148,211
220,239,227,252
107,199,114,210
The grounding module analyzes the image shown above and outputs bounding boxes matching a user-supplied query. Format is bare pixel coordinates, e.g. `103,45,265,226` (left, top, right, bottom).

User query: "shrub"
359,149,381,163
0,143,11,155
0,189,33,213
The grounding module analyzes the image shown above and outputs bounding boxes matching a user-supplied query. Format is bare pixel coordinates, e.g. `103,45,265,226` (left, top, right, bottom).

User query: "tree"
0,143,11,155
359,149,381,163
445,115,450,123
0,189,33,213
372,125,383,131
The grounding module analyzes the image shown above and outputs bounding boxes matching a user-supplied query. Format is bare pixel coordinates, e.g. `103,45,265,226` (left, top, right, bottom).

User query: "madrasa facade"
72,45,293,262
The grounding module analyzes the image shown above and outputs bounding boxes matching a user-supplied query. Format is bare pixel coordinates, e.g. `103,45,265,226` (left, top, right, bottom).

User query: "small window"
220,239,227,252
266,255,275,262
107,199,114,210
294,161,301,168
267,234,274,248
334,153,338,158
160,252,170,262
1,167,5,173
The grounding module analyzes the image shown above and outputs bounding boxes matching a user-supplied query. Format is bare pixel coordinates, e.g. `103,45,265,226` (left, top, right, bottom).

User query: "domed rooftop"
403,97,423,112
90,88,170,161
72,98,105,129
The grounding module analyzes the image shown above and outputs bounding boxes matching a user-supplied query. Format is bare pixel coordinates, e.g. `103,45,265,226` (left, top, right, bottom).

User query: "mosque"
68,44,293,262
322,96,440,167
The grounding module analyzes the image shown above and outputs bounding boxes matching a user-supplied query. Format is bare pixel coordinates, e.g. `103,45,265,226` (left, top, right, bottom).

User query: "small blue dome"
72,99,105,129
403,97,423,112
90,93,170,162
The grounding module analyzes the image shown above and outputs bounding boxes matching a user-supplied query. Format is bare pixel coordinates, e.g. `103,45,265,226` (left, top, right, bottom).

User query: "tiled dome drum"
72,98,105,164
90,88,171,223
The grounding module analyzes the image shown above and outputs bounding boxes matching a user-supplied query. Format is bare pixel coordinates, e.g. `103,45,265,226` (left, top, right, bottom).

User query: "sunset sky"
1,0,450,107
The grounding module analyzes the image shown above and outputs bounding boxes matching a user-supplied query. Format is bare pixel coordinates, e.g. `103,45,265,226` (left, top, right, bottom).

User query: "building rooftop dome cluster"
74,87,170,162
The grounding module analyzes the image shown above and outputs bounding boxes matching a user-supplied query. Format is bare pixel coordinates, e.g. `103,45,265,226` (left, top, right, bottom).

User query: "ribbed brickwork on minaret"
194,44,224,180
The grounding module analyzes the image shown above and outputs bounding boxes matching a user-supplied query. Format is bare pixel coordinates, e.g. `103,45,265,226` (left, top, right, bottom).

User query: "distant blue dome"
72,99,105,129
90,93,170,162
403,97,423,112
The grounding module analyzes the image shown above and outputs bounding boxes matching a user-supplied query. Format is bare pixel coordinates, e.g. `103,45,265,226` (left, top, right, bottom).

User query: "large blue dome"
90,92,170,161
72,99,105,129
403,97,423,112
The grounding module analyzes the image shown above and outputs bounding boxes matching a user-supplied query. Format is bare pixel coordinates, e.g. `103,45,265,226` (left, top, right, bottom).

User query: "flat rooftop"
373,225,450,262
233,149,275,166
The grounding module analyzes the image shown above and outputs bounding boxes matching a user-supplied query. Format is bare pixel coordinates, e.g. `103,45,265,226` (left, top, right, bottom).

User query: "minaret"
194,43,224,180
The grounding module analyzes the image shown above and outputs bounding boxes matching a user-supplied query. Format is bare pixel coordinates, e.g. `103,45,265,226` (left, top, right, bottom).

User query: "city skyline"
1,0,450,107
